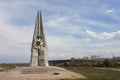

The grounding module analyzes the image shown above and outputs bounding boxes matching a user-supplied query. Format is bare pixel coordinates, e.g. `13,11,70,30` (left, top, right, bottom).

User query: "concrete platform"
0,66,85,80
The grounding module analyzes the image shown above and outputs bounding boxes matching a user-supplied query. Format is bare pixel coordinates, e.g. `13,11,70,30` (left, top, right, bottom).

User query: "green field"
62,67,120,80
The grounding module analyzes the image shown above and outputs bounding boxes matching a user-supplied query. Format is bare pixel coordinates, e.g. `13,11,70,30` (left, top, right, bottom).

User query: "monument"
0,11,85,80
30,11,49,66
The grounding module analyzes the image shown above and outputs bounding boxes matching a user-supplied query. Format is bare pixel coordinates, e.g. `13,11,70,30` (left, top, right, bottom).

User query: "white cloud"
0,24,33,56
98,32,114,39
83,38,91,42
86,30,120,40
112,31,120,40
86,30,97,38
47,35,81,51
0,9,34,62
89,40,120,48
105,8,114,14
45,16,82,34
46,35,85,60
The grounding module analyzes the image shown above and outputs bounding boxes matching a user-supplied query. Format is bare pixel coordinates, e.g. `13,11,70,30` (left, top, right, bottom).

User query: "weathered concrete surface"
0,66,85,80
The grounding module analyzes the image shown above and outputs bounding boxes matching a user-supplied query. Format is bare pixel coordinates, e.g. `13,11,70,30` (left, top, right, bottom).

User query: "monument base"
0,66,85,80
13,66,68,74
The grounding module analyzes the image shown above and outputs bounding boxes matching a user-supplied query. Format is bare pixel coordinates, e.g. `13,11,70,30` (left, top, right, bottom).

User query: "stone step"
22,68,48,74
11,66,67,74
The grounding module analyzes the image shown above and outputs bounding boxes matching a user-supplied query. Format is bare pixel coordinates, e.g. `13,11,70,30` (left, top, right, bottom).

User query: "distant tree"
64,61,69,67
103,59,111,67
70,57,75,66
52,61,56,66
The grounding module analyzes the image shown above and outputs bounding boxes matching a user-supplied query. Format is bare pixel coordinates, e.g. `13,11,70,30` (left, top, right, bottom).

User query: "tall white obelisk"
30,11,49,66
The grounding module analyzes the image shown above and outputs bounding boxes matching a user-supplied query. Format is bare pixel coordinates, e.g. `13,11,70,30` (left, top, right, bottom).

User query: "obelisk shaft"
30,11,48,66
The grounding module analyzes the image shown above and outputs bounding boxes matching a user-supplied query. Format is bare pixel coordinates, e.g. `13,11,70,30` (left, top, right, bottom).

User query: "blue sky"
0,0,120,63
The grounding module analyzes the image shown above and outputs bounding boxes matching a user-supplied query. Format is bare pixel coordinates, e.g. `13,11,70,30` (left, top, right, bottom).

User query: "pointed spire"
31,10,47,50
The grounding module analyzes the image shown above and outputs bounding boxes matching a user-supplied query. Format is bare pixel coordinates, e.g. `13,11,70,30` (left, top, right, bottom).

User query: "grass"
61,67,120,80
0,64,15,70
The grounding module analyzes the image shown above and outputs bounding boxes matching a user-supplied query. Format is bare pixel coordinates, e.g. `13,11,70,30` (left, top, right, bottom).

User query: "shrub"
103,59,111,67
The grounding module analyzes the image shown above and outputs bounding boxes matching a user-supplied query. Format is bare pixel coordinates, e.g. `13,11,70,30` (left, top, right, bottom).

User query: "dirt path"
95,67,120,72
